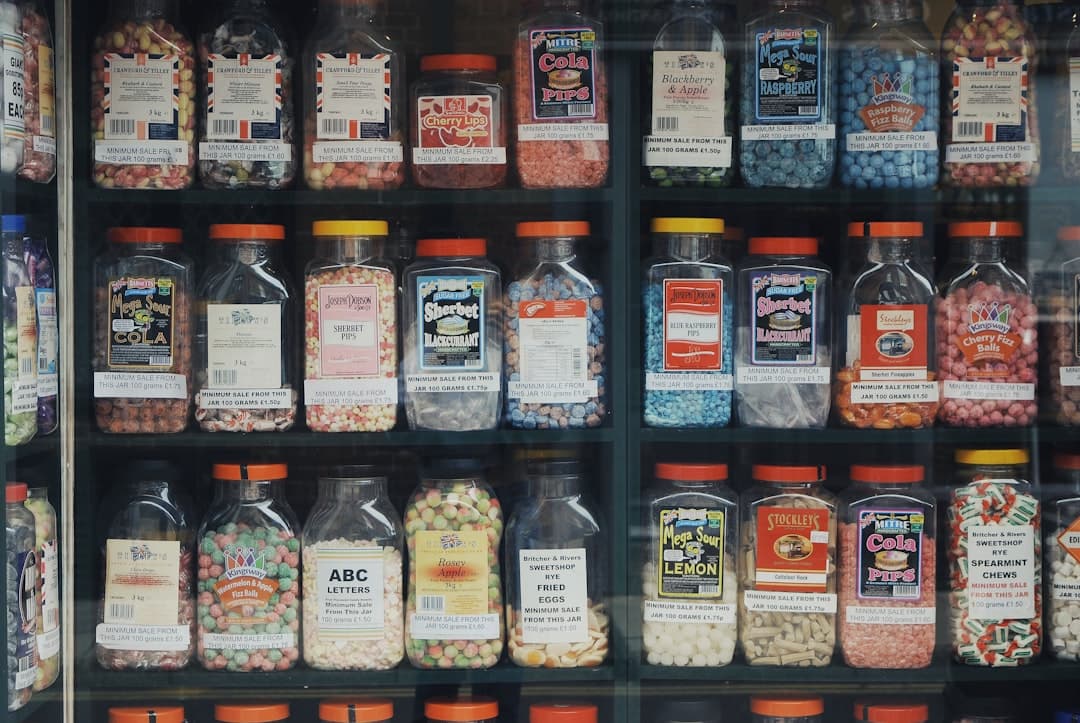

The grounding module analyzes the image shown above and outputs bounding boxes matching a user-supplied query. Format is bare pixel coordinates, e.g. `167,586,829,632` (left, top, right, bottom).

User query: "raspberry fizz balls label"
518,548,589,644
966,524,1036,619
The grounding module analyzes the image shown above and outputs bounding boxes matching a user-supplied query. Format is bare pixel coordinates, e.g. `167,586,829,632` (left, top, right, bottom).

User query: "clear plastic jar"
739,465,836,666
304,220,397,432
319,700,393,723
506,460,608,668
302,467,404,670
839,465,935,668
196,463,301,671
530,704,598,723
426,698,499,723
216,703,290,722
24,486,57,690
936,222,1038,428
740,0,836,189
506,221,607,429
952,699,1014,723
93,227,193,434
643,218,733,428
2,215,36,445
1046,226,1080,425
195,224,297,432
751,697,824,723
110,707,188,723
16,0,56,183
404,460,504,669
949,449,1041,666
642,462,738,667
514,0,609,189
940,0,1039,187
23,228,56,435
1045,452,1080,660
411,54,507,189
96,460,194,671
836,222,938,430
197,0,296,190
0,1,19,174
403,238,502,431
735,237,832,428
91,0,196,190
5,482,36,711
302,0,405,190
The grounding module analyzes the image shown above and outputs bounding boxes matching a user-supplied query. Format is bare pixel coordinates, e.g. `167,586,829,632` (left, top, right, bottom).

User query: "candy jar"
402,238,502,431
505,459,609,668
740,0,837,189
96,461,194,671
197,0,296,189
643,218,733,428
24,487,58,690
936,222,1038,428
1045,452,1080,659
940,0,1040,187
2,215,36,446
5,482,36,711
644,0,735,187
835,222,938,430
514,0,609,188
93,227,194,434
404,459,504,669
91,0,196,189
319,700,393,723
838,0,938,188
302,467,404,670
949,449,1041,665
505,222,607,429
304,221,397,432
642,463,738,667
302,0,405,190
197,463,301,672
1047,226,1080,425
23,229,56,435
839,465,935,668
17,0,56,183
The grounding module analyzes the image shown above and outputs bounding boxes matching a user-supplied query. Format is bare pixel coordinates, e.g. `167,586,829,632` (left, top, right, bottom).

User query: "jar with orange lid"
6,482,37,711
738,465,836,666
426,697,498,723
751,696,825,723
196,463,301,672
109,707,189,723
195,224,297,433
93,226,194,434
530,703,598,723
216,702,290,723
1046,451,1080,660
1045,226,1080,426
402,237,502,431
855,703,928,723
319,699,393,723
839,465,935,669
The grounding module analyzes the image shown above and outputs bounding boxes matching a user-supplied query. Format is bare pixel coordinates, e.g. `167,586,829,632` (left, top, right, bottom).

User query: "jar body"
5,498,37,711
16,0,56,183
740,2,837,189
411,67,507,189
93,241,193,433
404,477,504,669
1047,250,1080,425
514,7,609,188
1044,469,1080,660
197,0,296,189
402,256,502,430
23,231,56,435
24,488,58,689
91,0,196,189
940,0,1040,187
735,254,832,427
3,231,36,445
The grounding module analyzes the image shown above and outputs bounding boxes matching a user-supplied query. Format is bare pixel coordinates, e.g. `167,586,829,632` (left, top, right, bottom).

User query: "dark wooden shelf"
637,185,1080,207
639,424,1078,446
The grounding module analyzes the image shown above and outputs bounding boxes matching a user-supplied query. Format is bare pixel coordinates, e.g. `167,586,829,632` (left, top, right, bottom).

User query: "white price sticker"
740,124,835,142
942,380,1035,401
304,377,398,407
743,590,837,614
94,372,188,400
312,140,404,164
845,131,938,152
736,366,830,385
409,613,500,639
944,142,1036,163
517,123,609,142
199,142,293,162
643,600,736,625
850,381,939,404
645,371,733,392
94,140,189,166
642,135,732,168
95,623,192,652
405,372,500,394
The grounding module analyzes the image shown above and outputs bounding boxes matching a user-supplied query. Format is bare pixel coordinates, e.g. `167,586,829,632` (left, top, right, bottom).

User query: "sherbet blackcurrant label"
750,270,818,364
417,275,485,370
754,27,825,122
856,509,923,600
658,507,725,598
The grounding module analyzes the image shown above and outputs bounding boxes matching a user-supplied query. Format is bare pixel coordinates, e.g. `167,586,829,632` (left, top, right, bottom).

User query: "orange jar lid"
850,465,924,484
215,704,290,723
209,224,286,241
108,227,183,244
415,238,487,257
655,463,728,481
110,708,187,723
1058,226,1080,242
848,222,867,238
516,221,590,238
6,482,27,503
748,237,818,255
212,463,288,481
319,699,394,723
948,221,1023,238
751,697,825,717
530,704,599,723
752,464,825,483
866,222,923,238
1054,452,1080,471
864,704,929,723
421,54,497,72
425,698,499,722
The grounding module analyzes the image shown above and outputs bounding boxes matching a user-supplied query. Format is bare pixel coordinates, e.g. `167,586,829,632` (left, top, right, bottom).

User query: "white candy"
640,561,738,667
1046,527,1080,660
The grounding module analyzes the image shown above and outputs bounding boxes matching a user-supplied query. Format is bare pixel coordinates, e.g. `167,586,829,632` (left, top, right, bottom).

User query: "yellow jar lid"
651,217,724,234
955,449,1029,465
312,220,389,237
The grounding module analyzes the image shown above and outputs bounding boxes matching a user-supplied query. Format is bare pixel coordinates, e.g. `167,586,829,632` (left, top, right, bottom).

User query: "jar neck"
664,478,720,490
126,479,170,496
537,0,585,12
768,0,824,10
967,238,1004,263
655,235,716,262
318,0,377,18
316,237,377,262
528,475,581,498
859,0,920,23
535,238,576,262
118,241,170,254
318,476,386,502
868,238,913,264
963,464,1025,481
218,241,273,266
219,480,275,502
764,481,819,492
26,487,49,501
111,0,177,19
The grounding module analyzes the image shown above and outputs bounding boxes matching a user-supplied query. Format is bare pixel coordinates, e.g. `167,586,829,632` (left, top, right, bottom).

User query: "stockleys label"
415,94,505,165
315,547,385,638
966,524,1036,619
846,131,937,152
304,378,397,407
740,123,835,141
658,507,725,598
95,623,191,651
206,303,282,389
663,279,722,370
94,372,187,400
754,506,830,591
743,589,837,613
736,365,830,385
106,276,176,369
855,305,928,381
507,380,598,404
517,122,608,142
406,372,500,394
409,613,500,639
199,142,292,162
1057,516,1080,565
643,600,736,625
1060,366,1080,387
754,25,827,122
944,142,1036,163
1071,58,1080,151
651,50,725,137
518,299,589,384
529,26,598,120
2,31,23,138
951,56,1028,143
646,371,733,391
316,53,391,138
103,54,179,140
198,388,291,409
518,548,589,644
414,529,489,616
94,140,189,165
311,140,403,163
750,269,819,365
318,284,380,378
104,539,180,627
203,632,294,650
206,54,282,140
419,275,485,370
856,508,924,600
942,380,1035,401
844,605,934,625
850,382,939,404
642,135,732,168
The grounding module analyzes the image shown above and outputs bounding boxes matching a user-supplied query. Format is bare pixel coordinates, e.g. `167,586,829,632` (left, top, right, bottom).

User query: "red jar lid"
6,482,27,503
108,227,183,244
416,238,487,257
948,221,1023,238
848,222,867,238
655,463,728,481
215,704,290,723
530,704,599,723
866,222,923,238
864,704,929,723
209,224,286,241
752,464,825,483
748,237,818,255
421,54,497,72
516,221,590,238
212,464,288,481
850,465,924,484
1054,452,1080,471
1059,226,1080,242
751,697,825,717
425,697,499,722
319,699,394,723
110,708,187,723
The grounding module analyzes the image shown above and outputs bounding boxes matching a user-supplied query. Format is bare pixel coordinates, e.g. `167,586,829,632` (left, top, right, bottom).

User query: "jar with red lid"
319,699,393,723
426,697,498,723
751,696,825,723
839,465,935,668
109,707,189,723
93,226,194,434
855,703,928,723
6,482,37,711
936,222,1037,428
530,703,598,723
1046,451,1080,660
410,54,507,189
1046,226,1080,426
216,703,290,722
739,465,836,666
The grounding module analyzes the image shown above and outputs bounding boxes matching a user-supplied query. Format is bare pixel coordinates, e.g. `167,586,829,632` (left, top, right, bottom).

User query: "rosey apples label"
414,95,505,165
663,279,722,371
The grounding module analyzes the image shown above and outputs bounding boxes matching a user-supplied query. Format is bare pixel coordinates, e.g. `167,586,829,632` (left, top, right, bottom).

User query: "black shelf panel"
6,433,61,459
639,425,1080,446
0,176,57,207
9,690,60,723
637,185,1078,207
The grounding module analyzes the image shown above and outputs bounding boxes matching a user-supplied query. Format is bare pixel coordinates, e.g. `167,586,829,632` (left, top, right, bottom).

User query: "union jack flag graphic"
951,56,1028,143
440,533,463,550
315,53,391,139
103,53,180,140
206,54,283,140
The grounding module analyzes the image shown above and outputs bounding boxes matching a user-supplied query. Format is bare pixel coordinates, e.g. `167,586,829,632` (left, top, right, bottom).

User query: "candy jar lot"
17,0,56,183
1045,453,1080,660
91,0,196,190
5,483,37,712
196,463,301,672
1046,226,1080,425
24,487,58,690
2,215,37,446
302,0,405,190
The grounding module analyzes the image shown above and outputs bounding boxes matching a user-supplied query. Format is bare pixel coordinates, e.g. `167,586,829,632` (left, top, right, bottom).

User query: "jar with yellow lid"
109,707,188,723
426,698,498,723
215,703,290,722
319,699,393,723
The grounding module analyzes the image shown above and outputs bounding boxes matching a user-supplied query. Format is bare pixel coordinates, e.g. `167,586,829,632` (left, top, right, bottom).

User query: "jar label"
16,285,36,382
517,122,608,141
518,299,589,382
743,589,836,613
315,547,385,639
305,377,398,407
106,276,175,369
855,70,926,134
315,53,391,139
950,57,1027,143
104,538,180,627
643,599,736,624
1057,516,1080,565
749,270,818,365
311,140,404,163
528,27,598,121
518,547,589,644
39,538,59,634
845,131,937,152
855,305,928,381
966,524,1036,619
94,371,188,399
35,288,58,397
663,279,722,371
955,298,1025,370
844,605,934,625
13,548,37,690
941,380,1035,401
1071,58,1080,152
754,506,830,592
856,508,924,600
206,54,282,141
642,135,732,168
414,529,489,615
753,26,825,123
650,50,725,137
102,54,179,140
3,29,24,139
418,275,485,370
38,45,54,140
95,623,191,651
1074,274,1080,359
206,303,282,389
657,507,725,598
414,94,506,165
943,141,1036,163
317,284,379,378
213,542,280,618
93,140,189,165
